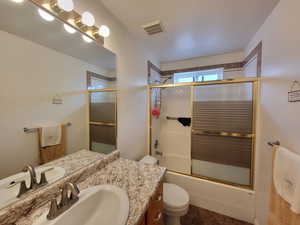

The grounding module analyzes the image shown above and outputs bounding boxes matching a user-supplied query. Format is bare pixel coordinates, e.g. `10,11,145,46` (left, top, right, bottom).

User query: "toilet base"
165,214,182,225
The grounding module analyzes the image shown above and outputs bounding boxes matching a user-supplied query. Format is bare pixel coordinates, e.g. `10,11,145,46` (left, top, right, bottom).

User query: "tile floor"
180,205,253,225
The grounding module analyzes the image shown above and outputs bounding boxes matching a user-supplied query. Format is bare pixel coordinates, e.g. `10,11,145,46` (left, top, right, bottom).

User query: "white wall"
75,0,158,160
246,0,300,224
0,30,104,178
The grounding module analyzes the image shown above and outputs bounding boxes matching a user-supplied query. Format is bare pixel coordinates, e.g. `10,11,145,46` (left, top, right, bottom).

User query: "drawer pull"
154,212,162,222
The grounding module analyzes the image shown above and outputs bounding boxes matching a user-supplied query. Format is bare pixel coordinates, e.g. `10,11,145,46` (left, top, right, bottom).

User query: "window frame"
173,68,224,84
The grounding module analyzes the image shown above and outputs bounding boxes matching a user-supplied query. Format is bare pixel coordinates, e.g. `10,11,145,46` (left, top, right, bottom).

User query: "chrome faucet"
47,182,80,220
17,165,49,198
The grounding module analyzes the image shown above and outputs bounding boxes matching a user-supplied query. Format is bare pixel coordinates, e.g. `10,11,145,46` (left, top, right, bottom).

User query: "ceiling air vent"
142,20,163,35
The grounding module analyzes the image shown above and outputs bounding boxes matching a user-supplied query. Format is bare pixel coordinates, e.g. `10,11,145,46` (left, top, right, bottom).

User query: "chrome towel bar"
166,116,178,120
24,122,72,133
268,141,280,147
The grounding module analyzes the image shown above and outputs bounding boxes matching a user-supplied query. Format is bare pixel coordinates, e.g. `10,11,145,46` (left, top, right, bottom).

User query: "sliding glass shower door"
191,82,255,186
149,79,257,188
150,86,192,174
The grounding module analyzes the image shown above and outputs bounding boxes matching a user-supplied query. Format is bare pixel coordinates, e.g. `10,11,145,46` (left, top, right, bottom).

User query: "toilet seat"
163,183,189,213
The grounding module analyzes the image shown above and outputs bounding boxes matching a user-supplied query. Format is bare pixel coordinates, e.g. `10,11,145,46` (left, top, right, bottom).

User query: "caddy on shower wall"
149,78,258,189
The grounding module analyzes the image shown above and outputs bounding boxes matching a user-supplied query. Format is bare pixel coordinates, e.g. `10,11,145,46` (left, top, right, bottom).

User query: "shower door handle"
192,129,254,138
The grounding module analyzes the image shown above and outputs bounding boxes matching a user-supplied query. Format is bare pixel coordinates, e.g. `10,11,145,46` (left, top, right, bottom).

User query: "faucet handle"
39,172,49,186
17,180,28,198
46,183,80,220
60,182,80,206
60,188,69,207
23,165,37,189
47,199,59,220
70,183,80,201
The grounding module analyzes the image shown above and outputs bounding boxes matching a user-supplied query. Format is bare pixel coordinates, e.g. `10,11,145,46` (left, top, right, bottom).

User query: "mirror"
0,0,116,209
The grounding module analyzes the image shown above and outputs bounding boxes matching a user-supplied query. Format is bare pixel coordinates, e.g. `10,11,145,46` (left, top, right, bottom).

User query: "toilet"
140,156,190,225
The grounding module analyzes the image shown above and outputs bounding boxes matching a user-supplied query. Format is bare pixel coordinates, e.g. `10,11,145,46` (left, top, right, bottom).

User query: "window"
88,77,106,90
87,71,116,90
174,68,224,84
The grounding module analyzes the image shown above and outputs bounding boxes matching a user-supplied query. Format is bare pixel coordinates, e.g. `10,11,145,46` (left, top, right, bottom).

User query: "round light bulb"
64,23,76,34
38,8,55,22
99,25,110,37
57,0,74,12
82,35,93,43
11,0,24,3
81,12,95,27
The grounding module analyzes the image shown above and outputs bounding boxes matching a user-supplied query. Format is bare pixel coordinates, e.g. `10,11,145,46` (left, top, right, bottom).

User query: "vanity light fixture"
82,34,93,43
38,8,55,22
99,25,110,37
56,0,74,12
64,19,76,34
64,23,76,34
81,12,95,27
11,0,24,3
29,0,105,44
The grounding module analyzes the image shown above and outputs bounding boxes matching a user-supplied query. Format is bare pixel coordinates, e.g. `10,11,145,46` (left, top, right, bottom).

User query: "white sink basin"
0,166,65,208
34,185,129,225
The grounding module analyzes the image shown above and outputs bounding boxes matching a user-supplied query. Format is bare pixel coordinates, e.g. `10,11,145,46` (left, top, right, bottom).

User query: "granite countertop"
43,149,105,176
15,157,166,225
0,150,114,225
0,150,103,220
78,158,166,225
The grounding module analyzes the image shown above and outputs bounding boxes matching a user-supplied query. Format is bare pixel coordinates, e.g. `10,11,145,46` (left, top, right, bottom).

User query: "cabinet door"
138,214,146,225
147,183,164,225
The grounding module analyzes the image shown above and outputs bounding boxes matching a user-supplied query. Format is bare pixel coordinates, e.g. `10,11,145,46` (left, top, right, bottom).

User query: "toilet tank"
140,156,158,165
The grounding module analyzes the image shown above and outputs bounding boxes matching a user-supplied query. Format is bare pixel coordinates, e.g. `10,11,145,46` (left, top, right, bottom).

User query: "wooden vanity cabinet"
139,214,146,225
139,182,164,225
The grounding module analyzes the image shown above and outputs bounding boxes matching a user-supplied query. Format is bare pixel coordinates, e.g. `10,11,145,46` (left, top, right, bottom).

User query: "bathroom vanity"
139,183,164,225
0,150,166,225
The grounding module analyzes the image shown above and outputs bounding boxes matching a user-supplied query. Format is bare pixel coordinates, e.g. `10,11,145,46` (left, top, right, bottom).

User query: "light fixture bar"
27,0,106,44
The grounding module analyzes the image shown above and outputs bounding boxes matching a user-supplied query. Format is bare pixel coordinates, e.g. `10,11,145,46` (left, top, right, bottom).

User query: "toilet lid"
163,183,189,211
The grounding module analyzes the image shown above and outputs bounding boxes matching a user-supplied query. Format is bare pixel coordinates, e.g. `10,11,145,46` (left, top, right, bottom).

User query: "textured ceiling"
101,0,279,62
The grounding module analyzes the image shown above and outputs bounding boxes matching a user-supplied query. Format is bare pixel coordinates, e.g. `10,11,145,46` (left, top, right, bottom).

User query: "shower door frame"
88,88,118,152
148,77,259,190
